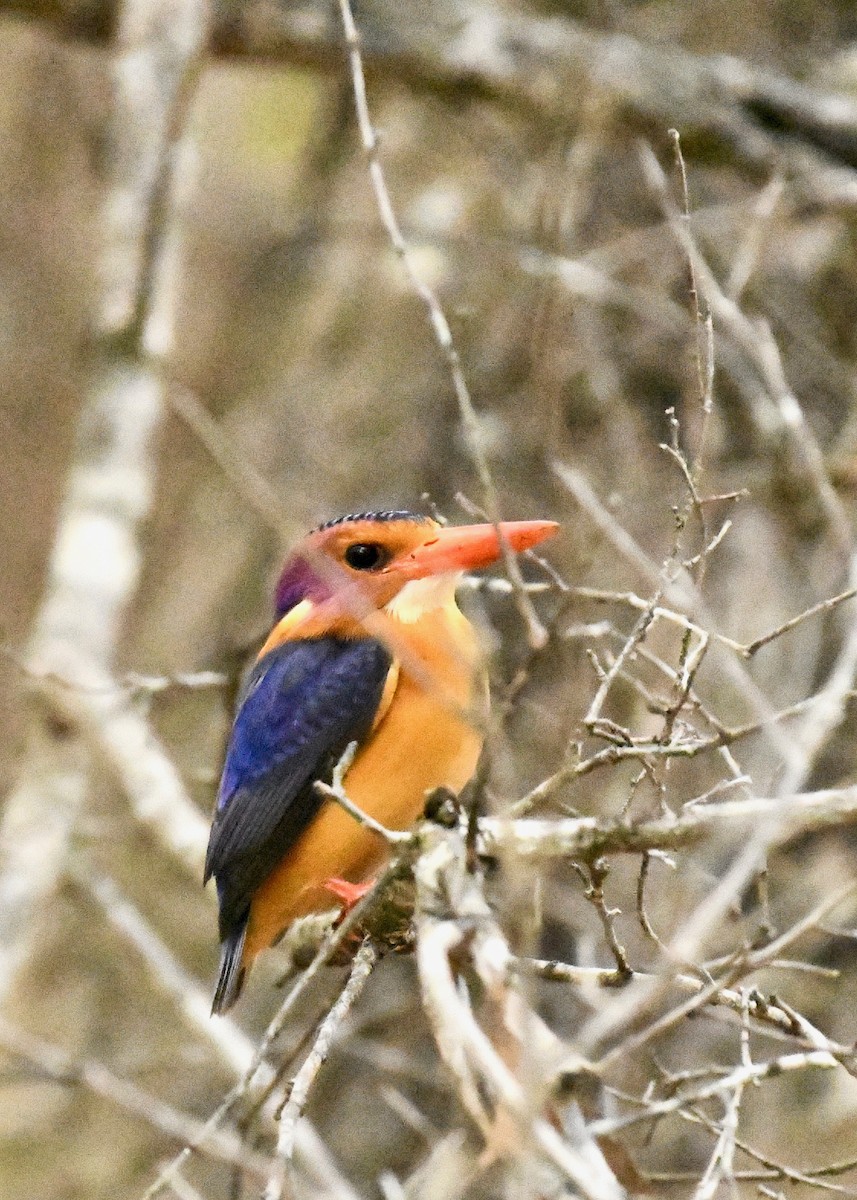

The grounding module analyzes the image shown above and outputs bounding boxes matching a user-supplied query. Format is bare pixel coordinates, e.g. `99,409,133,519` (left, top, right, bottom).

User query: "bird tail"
211,915,248,1015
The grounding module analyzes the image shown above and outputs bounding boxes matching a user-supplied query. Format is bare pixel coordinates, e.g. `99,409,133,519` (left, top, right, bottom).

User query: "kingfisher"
205,510,558,1013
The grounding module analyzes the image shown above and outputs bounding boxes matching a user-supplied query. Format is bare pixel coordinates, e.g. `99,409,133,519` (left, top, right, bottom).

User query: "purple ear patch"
274,555,332,616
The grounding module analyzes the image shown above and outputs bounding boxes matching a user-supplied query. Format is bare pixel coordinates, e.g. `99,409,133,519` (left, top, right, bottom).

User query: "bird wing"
205,635,393,937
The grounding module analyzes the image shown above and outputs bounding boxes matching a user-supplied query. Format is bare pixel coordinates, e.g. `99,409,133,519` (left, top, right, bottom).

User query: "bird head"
270,510,558,639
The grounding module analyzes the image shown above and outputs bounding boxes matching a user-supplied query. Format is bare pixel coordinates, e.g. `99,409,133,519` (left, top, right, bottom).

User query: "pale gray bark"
0,0,210,1007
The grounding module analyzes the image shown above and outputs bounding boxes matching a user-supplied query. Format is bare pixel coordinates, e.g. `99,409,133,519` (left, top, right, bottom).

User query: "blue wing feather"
206,636,392,938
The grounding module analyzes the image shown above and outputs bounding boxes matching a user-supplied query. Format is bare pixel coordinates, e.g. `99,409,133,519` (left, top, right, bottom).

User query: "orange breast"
243,604,485,964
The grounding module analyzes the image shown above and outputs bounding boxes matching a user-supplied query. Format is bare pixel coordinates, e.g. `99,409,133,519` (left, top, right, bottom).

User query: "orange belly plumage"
242,605,484,965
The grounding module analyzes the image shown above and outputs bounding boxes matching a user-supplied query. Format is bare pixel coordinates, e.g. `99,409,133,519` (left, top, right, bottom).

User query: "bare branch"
776,555,857,797
0,1017,275,1182
266,938,378,1196
512,957,849,1053
590,1049,840,1137
640,141,852,558
485,785,857,861
552,461,811,775
414,823,626,1200
142,853,411,1199
0,0,210,1008
739,586,857,657
12,0,857,186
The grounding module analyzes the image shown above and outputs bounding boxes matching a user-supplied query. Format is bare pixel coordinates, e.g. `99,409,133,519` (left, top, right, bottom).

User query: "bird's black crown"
314,510,430,532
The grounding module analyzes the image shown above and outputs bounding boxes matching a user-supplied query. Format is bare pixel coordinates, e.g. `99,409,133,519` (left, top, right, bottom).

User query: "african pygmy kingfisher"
205,510,558,1013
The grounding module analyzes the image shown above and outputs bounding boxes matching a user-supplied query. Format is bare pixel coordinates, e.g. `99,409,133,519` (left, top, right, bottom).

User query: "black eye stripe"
344,542,387,570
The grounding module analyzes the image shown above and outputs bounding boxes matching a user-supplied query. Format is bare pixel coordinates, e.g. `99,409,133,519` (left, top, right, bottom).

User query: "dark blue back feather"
206,636,392,939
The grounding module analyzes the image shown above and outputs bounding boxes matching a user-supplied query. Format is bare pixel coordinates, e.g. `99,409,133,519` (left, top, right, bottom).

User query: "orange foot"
322,877,375,914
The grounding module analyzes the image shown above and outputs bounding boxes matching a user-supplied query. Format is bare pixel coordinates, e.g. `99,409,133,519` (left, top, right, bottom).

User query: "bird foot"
322,877,374,914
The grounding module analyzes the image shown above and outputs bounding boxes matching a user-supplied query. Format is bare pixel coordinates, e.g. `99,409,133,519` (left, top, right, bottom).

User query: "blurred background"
3,0,857,1197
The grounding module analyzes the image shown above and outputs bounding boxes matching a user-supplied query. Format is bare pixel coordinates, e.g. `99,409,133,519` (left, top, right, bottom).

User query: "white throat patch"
384,572,463,623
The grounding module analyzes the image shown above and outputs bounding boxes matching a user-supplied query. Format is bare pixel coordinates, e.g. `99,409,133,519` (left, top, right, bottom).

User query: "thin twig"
572,859,632,982
512,956,847,1052
142,852,411,1199
315,743,411,845
336,0,547,648
166,380,291,535
589,1049,840,1137
265,939,379,1198
776,554,857,797
591,880,857,1072
740,586,857,657
552,460,802,774
640,141,852,559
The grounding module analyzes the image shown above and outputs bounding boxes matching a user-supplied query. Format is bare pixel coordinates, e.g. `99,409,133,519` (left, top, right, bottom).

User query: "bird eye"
344,542,386,570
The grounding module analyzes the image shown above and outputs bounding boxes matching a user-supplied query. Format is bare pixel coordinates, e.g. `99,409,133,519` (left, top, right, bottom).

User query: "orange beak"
388,519,559,580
